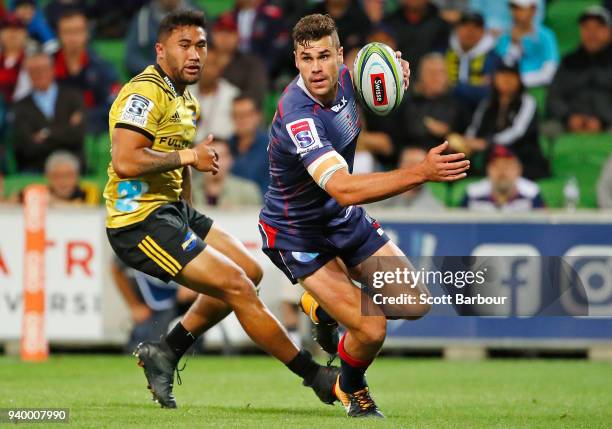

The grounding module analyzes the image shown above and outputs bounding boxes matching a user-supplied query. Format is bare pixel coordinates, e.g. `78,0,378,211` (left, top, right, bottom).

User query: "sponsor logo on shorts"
291,252,319,263
370,73,388,106
181,231,197,252
286,118,323,155
120,94,154,126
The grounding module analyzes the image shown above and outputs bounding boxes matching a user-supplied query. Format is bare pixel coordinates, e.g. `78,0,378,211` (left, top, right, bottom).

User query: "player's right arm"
111,129,219,178
110,81,218,179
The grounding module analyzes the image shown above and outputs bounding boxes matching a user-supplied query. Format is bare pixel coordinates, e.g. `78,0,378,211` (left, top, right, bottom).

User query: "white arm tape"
306,150,349,190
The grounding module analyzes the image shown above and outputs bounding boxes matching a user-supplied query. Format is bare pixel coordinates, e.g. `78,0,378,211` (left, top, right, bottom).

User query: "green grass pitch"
1,355,611,428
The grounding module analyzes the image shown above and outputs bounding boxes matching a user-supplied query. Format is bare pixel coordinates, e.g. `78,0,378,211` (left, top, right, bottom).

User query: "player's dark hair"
292,14,340,50
157,10,207,42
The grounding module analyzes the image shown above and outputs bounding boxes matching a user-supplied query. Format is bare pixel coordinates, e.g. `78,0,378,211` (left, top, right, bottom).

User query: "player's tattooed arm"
111,128,218,178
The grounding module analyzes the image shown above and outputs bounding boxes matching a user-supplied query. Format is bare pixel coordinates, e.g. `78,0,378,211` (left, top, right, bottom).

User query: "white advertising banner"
0,208,105,340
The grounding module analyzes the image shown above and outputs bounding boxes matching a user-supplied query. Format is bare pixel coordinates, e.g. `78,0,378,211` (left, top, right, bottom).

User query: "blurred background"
0,0,611,360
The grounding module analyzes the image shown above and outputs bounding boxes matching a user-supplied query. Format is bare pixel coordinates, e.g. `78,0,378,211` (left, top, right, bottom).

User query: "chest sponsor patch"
286,118,323,155
120,94,154,127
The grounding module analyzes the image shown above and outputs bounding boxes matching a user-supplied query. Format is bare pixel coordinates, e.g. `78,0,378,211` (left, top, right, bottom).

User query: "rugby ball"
353,42,404,116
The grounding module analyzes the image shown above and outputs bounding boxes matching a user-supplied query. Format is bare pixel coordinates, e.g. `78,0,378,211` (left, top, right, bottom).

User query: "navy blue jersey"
260,65,361,235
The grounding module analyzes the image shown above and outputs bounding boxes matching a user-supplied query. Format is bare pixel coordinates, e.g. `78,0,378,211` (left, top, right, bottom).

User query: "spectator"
547,6,612,133
597,155,612,209
9,150,99,204
219,1,289,78
431,0,469,25
43,0,88,30
44,150,98,205
192,139,262,208
362,0,386,26
0,14,28,103
469,0,544,36
461,145,545,211
54,9,120,134
212,13,268,108
228,95,269,196
11,0,58,53
85,0,151,39
384,0,450,69
397,53,470,151
308,0,371,49
496,0,559,87
464,63,549,179
191,47,240,142
371,146,445,210
446,11,500,111
111,259,197,353
124,0,194,77
11,51,85,173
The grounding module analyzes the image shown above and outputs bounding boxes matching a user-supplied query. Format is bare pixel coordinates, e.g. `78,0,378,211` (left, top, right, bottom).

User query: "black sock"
162,322,197,363
339,358,368,393
315,306,336,325
286,349,320,385
338,333,370,393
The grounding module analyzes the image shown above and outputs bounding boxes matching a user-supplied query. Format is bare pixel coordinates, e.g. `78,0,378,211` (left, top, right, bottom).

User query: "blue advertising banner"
376,218,612,342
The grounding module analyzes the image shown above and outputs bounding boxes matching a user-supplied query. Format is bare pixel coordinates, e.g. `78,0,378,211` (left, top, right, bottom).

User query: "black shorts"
107,201,214,282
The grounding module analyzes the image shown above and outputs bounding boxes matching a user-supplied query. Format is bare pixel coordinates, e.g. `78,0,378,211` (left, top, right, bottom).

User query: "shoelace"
174,360,186,386
351,389,375,410
174,346,196,386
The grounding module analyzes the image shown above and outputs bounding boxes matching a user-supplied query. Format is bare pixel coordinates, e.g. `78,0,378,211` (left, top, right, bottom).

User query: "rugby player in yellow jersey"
104,11,337,409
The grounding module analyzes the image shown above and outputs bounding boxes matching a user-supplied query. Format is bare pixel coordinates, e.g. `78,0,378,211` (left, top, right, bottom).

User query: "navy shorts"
259,206,390,284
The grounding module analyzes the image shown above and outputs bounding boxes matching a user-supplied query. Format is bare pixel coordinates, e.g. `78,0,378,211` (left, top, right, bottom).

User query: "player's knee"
356,317,386,348
223,269,257,302
244,260,263,286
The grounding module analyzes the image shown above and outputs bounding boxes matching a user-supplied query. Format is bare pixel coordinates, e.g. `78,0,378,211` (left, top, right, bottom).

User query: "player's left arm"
312,142,469,207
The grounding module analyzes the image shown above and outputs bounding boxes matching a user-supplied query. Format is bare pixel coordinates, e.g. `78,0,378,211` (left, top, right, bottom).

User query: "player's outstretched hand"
192,134,219,174
395,51,410,90
419,141,470,182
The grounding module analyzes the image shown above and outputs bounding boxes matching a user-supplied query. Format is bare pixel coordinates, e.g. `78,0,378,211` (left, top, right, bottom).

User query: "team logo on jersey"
120,94,154,126
181,231,197,252
370,73,388,106
286,118,323,155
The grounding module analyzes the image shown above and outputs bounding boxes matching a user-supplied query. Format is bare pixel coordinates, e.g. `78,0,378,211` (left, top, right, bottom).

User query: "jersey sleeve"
112,81,166,141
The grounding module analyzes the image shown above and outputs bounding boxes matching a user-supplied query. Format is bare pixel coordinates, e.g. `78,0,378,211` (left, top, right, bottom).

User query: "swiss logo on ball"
353,42,404,116
370,73,388,106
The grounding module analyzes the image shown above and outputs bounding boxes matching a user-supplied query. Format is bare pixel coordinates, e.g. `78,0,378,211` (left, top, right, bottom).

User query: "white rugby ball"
353,42,405,116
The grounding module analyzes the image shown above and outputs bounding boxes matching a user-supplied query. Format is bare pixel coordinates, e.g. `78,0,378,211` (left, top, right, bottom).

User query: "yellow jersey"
104,65,200,228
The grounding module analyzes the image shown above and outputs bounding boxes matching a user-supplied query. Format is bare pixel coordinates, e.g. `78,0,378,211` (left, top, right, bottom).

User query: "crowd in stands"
0,0,611,212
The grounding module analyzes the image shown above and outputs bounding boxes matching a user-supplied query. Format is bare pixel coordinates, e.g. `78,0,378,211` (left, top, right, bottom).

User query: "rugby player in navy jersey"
258,14,470,417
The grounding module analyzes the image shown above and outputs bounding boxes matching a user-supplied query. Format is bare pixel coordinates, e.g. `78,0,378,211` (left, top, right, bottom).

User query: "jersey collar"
154,63,184,97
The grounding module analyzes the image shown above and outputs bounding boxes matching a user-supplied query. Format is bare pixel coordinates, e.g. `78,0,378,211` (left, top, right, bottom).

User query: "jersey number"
115,180,148,212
